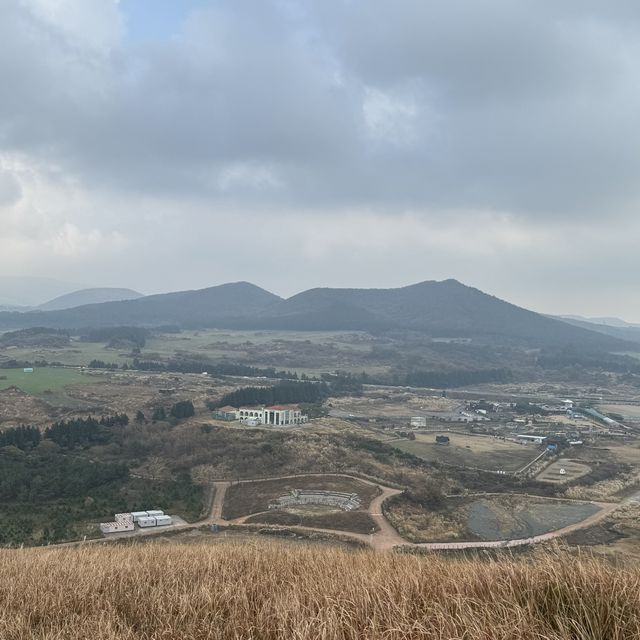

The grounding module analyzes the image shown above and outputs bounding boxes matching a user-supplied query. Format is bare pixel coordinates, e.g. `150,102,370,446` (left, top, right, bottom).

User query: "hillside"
0,282,282,330
556,315,640,345
258,280,629,348
0,279,630,350
38,288,143,311
0,541,637,639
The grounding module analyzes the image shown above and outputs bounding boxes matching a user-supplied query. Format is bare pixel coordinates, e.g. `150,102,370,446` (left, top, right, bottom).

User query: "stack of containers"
137,516,157,528
131,510,172,528
131,511,149,522
155,515,173,526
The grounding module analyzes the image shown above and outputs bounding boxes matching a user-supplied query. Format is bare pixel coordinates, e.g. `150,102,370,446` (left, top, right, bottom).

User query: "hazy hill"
0,276,83,307
556,315,640,345
38,288,143,311
258,279,628,348
561,314,640,328
0,542,636,639
0,282,282,330
0,278,631,349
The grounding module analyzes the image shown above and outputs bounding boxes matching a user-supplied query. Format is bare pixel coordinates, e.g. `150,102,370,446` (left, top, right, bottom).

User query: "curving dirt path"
198,473,617,552
63,473,622,553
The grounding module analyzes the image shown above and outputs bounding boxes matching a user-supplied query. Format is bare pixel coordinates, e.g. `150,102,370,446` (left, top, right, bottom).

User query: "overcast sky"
1,1,639,318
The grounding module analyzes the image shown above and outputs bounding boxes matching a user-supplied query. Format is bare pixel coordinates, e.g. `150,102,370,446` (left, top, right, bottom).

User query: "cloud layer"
1,0,639,317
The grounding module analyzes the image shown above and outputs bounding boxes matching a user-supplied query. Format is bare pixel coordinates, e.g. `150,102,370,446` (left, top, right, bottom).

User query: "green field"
0,367,86,398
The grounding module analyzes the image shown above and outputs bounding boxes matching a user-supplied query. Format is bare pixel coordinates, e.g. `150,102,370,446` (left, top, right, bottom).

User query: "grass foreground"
1,541,639,639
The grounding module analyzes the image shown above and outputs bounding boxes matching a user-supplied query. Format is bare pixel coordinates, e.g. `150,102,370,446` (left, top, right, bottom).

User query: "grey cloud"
2,0,640,219
0,169,22,207
1,0,640,319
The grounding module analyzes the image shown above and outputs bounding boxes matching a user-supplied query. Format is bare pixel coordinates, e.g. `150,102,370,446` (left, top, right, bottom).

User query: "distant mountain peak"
0,279,632,350
38,288,143,311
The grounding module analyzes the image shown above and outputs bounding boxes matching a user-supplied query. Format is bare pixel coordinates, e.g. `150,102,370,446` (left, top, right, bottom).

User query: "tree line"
80,327,149,348
405,368,512,389
0,415,130,453
210,381,330,409
132,358,301,379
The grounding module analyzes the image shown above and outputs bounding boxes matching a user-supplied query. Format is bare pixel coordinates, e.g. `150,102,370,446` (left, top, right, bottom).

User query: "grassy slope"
1,542,639,639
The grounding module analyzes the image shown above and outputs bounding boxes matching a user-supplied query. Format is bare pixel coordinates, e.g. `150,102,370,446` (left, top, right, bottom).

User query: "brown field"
0,366,247,428
600,403,640,419
604,441,640,466
244,507,379,534
393,432,540,472
1,541,640,639
223,476,381,520
327,390,460,419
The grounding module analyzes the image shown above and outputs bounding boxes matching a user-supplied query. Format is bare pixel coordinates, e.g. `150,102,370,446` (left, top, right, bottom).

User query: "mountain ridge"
0,279,632,350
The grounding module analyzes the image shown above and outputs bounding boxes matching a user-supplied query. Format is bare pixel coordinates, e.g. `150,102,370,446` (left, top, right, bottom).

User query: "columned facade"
237,405,308,425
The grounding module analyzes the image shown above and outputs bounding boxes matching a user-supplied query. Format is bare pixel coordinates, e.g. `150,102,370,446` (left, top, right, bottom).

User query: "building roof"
218,405,238,412
266,404,298,411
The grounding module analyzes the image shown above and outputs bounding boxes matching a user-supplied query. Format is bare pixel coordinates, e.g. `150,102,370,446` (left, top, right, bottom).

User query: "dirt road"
196,473,619,552
75,473,624,553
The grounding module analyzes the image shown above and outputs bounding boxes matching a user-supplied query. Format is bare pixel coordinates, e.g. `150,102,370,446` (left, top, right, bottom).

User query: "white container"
131,511,149,522
155,515,173,527
138,516,157,528
146,510,164,517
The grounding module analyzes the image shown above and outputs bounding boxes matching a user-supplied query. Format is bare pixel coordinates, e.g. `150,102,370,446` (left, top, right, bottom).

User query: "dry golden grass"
1,540,639,639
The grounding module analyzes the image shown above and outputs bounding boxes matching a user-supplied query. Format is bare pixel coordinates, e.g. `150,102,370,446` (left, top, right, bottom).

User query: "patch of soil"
564,523,623,546
0,387,61,427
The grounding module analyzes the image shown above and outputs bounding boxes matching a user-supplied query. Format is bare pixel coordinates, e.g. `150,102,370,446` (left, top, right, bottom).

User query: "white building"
237,405,308,426
410,416,427,427
99,513,134,534
513,434,547,445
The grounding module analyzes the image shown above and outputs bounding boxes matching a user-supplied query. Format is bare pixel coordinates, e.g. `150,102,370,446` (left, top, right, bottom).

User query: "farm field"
0,340,132,367
222,476,381,520
392,433,540,472
143,329,389,377
386,494,602,543
0,367,88,399
0,366,246,427
536,458,591,484
0,329,389,376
